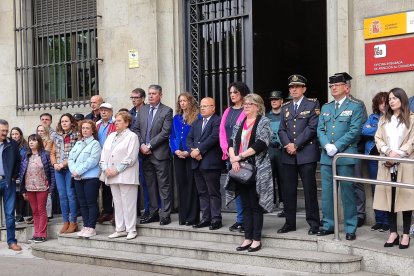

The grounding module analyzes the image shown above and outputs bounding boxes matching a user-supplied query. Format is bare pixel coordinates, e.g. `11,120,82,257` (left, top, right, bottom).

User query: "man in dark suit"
187,97,223,230
133,84,173,225
277,74,321,235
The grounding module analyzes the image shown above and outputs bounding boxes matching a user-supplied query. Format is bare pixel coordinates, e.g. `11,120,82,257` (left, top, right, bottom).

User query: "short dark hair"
131,88,146,98
372,92,388,114
40,113,52,120
148,84,162,93
27,134,45,153
0,119,9,126
228,82,250,97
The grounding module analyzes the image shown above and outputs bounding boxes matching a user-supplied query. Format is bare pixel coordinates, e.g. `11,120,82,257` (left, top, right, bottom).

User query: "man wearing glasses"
85,95,104,122
187,97,222,230
129,88,146,128
317,72,364,240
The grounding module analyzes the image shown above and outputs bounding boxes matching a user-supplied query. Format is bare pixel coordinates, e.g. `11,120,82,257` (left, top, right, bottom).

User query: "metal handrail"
332,153,414,241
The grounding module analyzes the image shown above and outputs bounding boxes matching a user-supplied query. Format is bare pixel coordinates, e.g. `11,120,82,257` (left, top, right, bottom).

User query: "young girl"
20,134,55,243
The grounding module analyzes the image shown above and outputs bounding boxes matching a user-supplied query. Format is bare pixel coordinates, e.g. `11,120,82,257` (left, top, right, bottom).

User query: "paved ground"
0,242,166,276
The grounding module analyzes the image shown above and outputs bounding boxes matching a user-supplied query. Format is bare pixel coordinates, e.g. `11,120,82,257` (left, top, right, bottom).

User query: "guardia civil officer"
276,75,320,235
266,91,285,215
317,72,364,240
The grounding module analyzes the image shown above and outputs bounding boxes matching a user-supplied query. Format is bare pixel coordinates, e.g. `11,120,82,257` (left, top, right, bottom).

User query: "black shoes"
140,212,160,224
209,221,222,230
160,217,171,225
399,237,410,249
384,234,400,247
229,222,244,233
371,223,382,231
317,229,334,236
277,210,286,217
277,224,296,234
346,233,356,240
308,227,319,235
236,242,252,251
193,220,211,229
247,243,262,252
185,221,196,226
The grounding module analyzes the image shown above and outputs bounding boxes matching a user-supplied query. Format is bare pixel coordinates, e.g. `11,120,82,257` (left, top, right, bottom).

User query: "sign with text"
365,36,414,75
364,11,414,39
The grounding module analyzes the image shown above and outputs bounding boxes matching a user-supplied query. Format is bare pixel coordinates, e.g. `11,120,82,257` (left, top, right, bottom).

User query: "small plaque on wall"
128,49,139,69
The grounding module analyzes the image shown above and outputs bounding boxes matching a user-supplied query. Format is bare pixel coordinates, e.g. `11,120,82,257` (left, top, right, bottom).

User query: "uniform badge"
299,111,310,115
340,110,353,116
292,75,298,81
286,111,290,117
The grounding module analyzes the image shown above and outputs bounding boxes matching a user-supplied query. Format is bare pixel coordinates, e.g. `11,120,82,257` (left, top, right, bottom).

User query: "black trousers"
269,147,284,204
389,172,412,234
194,169,222,223
15,191,27,217
283,162,320,229
174,156,200,224
239,182,263,241
100,181,113,215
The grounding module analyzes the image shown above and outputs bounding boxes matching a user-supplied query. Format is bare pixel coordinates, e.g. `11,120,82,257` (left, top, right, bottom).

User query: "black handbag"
229,161,256,185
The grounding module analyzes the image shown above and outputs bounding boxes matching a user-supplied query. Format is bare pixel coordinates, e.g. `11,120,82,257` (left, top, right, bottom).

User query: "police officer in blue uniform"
276,75,321,235
266,91,285,215
317,72,364,240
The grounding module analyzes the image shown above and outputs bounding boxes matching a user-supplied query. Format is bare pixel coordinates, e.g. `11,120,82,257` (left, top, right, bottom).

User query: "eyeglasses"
199,105,214,109
243,102,256,107
329,83,346,89
130,96,143,100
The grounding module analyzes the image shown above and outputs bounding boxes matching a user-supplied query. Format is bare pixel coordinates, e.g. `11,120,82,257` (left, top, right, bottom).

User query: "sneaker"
15,216,24,223
26,217,34,224
229,222,243,232
108,231,127,239
371,223,382,231
28,236,37,242
83,228,97,238
379,224,390,232
77,227,88,237
126,231,137,240
34,237,46,243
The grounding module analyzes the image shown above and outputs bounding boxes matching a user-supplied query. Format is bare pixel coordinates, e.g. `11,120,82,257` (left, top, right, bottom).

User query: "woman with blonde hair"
100,111,139,240
374,88,414,249
37,124,55,153
170,92,200,225
226,93,274,252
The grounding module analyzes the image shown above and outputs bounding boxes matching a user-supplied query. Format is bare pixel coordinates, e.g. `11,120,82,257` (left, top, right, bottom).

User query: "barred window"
14,0,101,111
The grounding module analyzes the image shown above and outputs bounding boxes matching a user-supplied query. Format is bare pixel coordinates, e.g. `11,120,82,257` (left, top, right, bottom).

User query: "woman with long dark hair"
51,113,79,234
20,134,55,243
374,88,414,249
9,127,28,223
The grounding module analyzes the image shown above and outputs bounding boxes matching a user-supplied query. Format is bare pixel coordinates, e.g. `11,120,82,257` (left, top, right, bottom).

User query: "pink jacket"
219,107,246,160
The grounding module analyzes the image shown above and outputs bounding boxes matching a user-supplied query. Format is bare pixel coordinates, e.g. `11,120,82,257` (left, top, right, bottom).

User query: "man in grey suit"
133,84,173,225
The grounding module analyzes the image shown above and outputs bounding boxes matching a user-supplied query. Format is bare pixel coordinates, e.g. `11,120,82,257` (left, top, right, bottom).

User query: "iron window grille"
186,0,250,113
14,0,102,111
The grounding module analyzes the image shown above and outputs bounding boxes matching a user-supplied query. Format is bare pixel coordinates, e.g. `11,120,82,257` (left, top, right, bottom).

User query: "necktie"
294,103,298,114
202,118,207,132
335,102,340,110
145,106,155,144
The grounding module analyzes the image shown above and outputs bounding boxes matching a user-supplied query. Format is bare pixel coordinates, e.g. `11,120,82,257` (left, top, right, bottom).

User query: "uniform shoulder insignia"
282,101,291,106
308,98,317,102
348,97,361,104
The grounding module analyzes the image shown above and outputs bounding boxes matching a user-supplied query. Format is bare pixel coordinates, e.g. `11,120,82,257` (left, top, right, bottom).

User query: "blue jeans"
367,160,388,225
55,169,77,222
0,179,17,245
74,178,100,228
226,159,243,224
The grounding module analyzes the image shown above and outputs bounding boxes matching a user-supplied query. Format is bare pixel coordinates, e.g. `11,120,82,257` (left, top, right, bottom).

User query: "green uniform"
317,97,364,234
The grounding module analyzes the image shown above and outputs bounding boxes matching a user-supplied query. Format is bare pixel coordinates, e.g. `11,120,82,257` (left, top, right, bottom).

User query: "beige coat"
373,113,414,212
100,129,139,185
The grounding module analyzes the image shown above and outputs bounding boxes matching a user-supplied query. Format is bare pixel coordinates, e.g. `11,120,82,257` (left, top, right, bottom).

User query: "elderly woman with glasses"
225,93,274,252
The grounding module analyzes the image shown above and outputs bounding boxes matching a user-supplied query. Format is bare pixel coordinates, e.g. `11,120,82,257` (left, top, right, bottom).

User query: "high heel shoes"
399,236,410,249
384,234,399,247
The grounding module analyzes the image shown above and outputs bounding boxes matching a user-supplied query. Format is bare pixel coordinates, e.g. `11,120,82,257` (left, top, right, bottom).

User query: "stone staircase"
30,219,385,276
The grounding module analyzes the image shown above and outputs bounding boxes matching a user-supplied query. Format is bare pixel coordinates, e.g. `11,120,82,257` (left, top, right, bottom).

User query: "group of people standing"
0,73,413,253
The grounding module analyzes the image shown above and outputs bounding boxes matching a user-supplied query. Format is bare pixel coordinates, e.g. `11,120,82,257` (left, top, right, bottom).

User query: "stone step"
52,233,362,274
32,240,377,276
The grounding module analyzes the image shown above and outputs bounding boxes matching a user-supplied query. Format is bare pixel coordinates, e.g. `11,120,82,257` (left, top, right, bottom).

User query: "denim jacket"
68,136,101,179
362,113,380,155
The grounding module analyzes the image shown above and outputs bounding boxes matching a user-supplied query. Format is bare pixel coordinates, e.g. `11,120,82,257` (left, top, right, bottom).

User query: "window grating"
186,0,248,113
14,0,102,111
